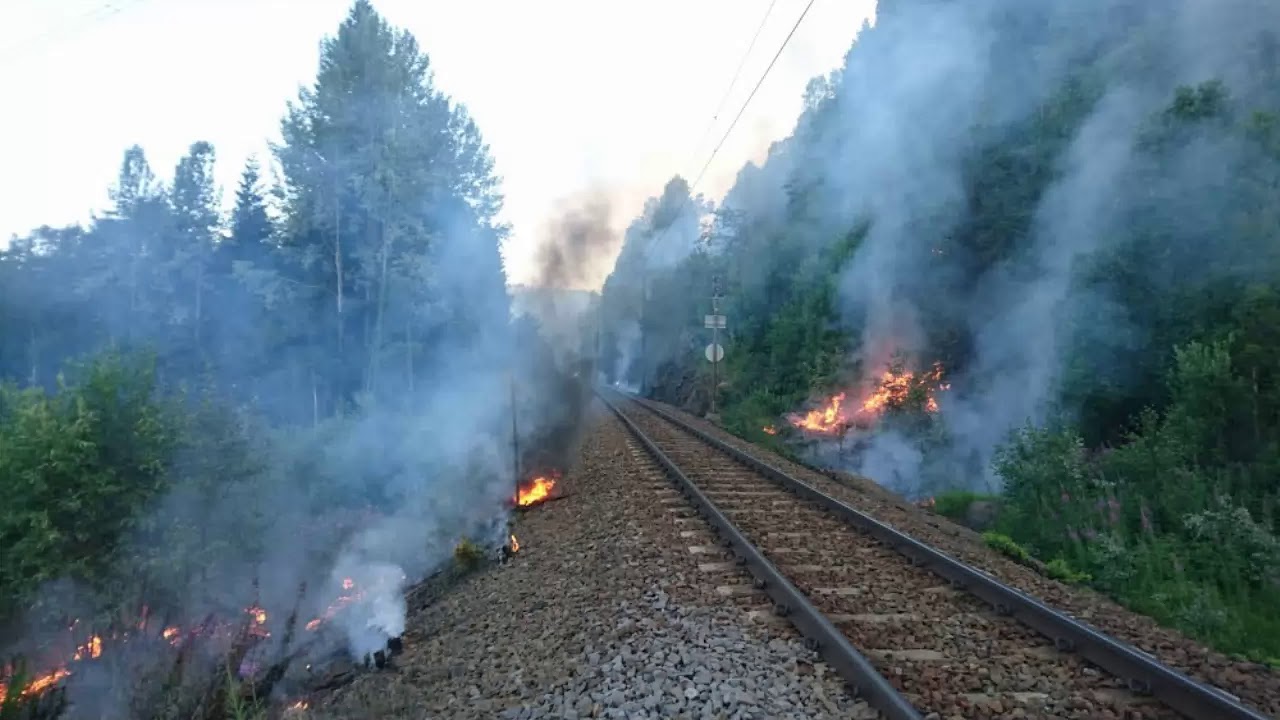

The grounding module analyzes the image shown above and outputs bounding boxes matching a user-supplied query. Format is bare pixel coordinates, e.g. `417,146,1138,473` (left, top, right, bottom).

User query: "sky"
0,0,875,288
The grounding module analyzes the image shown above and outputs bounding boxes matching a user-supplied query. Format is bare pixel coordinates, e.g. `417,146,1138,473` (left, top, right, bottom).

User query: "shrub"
982,531,1033,565
452,538,484,569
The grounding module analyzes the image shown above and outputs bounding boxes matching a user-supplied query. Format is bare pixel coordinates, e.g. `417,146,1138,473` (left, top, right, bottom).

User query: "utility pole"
639,270,649,395
595,294,603,383
710,290,720,416
510,373,521,505
704,275,726,421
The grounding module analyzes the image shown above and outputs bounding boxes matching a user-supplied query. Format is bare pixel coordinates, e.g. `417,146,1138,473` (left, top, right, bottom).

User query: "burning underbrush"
0,574,410,716
772,357,950,441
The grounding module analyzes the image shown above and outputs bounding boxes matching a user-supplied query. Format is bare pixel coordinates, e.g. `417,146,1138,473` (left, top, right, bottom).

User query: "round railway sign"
704,343,725,363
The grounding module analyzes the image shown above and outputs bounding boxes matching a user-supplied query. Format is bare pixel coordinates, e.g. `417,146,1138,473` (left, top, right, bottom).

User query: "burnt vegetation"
601,0,1280,665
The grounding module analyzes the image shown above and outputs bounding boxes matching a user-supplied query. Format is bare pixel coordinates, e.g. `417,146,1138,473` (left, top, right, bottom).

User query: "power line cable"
0,0,147,66
685,0,780,172
643,0,817,261
687,0,816,194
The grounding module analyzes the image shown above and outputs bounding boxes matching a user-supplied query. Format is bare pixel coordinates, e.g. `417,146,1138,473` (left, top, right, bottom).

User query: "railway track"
600,389,1272,720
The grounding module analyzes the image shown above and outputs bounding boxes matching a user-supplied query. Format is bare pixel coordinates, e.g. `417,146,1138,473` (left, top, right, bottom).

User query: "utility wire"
643,0,817,261
0,0,147,66
688,0,816,193
685,0,780,173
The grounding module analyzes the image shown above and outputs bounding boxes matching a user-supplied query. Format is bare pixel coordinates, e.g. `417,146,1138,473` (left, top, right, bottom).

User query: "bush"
932,490,1000,523
452,538,485,570
992,337,1280,660
982,531,1033,565
1044,558,1091,585
0,353,172,618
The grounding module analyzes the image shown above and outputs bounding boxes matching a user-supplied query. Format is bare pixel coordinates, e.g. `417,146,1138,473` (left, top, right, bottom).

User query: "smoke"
755,0,1280,495
599,176,713,388
532,191,617,292
0,121,579,720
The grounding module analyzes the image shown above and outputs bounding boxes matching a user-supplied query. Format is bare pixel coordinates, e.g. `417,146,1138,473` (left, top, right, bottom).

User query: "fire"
72,635,102,661
0,667,71,704
787,361,950,435
762,425,778,435
287,700,311,713
305,578,362,632
509,534,520,553
516,476,557,507
245,605,270,639
0,602,283,703
789,392,850,434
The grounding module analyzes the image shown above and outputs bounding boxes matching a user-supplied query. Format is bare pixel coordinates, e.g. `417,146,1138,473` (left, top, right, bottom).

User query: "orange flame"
762,425,778,435
789,392,849,434
510,534,520,553
0,565,401,703
72,635,101,661
305,578,362,632
787,362,950,435
0,667,71,704
516,476,557,507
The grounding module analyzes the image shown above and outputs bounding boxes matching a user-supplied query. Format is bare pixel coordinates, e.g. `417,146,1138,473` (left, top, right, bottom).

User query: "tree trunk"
405,314,414,393
194,258,204,349
372,220,391,394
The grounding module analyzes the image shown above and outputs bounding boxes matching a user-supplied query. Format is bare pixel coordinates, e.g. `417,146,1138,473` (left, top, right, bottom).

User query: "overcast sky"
1,0,874,288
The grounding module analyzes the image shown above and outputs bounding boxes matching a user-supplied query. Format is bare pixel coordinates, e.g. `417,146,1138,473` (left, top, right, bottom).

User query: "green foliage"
222,665,265,720
452,538,484,570
1044,558,1091,585
982,532,1033,566
995,333,1280,660
931,490,999,522
0,353,172,618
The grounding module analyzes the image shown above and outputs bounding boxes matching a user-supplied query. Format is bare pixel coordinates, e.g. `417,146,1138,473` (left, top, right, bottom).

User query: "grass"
932,490,1001,522
982,531,1034,565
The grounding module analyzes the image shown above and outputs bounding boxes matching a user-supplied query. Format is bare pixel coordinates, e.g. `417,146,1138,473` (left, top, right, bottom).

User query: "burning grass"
0,570,416,717
514,471,561,508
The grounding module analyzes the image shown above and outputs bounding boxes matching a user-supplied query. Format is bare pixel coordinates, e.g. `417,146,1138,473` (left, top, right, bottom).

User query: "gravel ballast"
645,397,1280,718
306,403,877,719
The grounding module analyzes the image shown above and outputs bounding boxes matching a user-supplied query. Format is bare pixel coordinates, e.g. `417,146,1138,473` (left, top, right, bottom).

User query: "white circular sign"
704,343,725,363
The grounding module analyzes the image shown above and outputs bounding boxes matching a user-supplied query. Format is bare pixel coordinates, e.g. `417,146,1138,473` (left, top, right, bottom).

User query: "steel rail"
598,389,923,720
620,392,1270,720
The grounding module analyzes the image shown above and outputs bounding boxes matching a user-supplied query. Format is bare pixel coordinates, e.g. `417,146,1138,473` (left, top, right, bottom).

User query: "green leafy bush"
982,532,1033,565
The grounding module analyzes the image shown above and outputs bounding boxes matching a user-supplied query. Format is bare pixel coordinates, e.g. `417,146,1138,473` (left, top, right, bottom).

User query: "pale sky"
1,0,874,287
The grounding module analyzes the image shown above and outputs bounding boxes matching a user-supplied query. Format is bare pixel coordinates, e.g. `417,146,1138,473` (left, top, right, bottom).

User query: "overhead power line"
688,0,816,193
0,0,147,67
685,0,780,172
642,0,817,261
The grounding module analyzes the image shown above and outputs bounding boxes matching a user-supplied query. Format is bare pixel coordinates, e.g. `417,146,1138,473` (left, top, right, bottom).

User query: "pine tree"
168,141,221,351
273,0,509,410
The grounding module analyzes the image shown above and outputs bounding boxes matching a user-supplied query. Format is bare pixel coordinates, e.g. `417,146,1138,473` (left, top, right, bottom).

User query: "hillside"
600,0,1280,665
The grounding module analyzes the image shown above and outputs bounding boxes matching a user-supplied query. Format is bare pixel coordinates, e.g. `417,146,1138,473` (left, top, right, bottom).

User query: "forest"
0,1,590,715
4,0,1280,714
600,0,1280,664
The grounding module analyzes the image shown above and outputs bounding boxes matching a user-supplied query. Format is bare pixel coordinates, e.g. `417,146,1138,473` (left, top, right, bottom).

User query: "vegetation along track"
599,389,1272,720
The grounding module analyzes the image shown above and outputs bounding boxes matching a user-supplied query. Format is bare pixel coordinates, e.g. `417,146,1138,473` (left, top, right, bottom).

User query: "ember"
305,577,362,632
510,534,521,553
762,425,778,435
